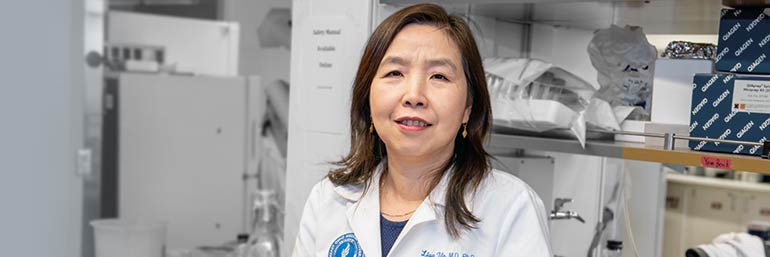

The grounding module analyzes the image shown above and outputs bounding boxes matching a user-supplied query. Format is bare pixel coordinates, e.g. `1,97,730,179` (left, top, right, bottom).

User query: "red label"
700,156,733,169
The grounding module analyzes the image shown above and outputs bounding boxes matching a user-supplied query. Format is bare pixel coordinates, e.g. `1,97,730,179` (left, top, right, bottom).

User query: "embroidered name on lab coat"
420,250,475,257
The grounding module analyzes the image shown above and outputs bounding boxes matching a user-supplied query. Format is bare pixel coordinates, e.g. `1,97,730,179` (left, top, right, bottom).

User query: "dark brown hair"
328,3,492,238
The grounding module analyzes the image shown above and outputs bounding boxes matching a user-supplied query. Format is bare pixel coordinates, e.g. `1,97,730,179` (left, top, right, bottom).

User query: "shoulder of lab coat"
290,176,364,257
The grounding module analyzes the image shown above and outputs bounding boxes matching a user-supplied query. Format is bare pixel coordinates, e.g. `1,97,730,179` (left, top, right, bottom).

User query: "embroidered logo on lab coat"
328,233,364,257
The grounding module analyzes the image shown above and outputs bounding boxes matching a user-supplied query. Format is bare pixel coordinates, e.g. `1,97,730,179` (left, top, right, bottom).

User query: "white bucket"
91,219,167,257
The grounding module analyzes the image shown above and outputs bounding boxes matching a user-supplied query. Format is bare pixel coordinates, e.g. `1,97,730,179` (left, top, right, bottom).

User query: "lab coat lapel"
346,168,383,257
387,168,453,256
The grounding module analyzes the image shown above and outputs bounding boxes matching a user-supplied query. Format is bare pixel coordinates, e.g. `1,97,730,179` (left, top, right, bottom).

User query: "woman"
292,3,552,257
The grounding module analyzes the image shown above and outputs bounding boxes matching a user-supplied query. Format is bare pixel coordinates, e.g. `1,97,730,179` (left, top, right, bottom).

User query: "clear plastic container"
91,219,167,257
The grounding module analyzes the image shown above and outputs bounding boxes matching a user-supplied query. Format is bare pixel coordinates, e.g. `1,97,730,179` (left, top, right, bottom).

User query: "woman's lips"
395,117,432,132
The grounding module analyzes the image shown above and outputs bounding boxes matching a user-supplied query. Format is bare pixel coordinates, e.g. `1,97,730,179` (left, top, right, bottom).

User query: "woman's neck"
381,149,453,202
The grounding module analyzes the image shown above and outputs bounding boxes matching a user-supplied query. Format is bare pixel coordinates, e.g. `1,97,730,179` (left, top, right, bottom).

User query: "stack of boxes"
689,6,770,156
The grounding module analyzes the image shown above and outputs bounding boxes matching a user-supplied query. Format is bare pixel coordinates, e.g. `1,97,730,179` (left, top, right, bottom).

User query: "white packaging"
493,99,576,131
615,120,649,143
91,219,167,257
651,59,713,125
644,122,690,147
588,25,657,107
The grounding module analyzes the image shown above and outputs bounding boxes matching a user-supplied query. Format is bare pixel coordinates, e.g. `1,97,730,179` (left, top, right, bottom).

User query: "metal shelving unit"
487,133,623,158
487,133,770,173
381,0,724,34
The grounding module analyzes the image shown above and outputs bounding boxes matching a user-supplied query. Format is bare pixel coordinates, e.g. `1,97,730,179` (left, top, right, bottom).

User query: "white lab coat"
291,165,553,257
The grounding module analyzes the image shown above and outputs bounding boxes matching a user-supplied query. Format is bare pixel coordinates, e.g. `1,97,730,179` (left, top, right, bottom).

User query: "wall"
530,24,602,89
0,0,84,256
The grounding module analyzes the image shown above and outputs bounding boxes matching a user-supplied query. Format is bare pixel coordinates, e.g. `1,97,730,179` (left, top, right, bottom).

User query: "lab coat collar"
331,181,363,202
333,163,460,257
386,166,455,256
330,163,455,203
343,164,383,257
331,163,455,211
426,166,452,208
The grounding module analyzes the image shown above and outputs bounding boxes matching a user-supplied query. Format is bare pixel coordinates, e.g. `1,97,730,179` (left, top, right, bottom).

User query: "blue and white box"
689,73,770,155
715,8,770,74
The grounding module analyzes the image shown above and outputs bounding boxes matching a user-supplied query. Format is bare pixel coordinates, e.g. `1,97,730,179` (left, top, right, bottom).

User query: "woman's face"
370,24,471,161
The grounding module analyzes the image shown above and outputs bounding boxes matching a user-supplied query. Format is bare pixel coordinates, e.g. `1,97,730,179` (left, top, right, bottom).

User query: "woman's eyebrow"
381,56,458,71
380,56,407,67
426,58,458,72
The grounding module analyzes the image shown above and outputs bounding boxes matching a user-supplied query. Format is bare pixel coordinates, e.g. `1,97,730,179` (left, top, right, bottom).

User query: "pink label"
700,156,733,169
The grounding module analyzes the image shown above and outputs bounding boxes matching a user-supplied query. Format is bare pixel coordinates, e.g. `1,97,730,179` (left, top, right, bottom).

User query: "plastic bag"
588,25,657,108
485,58,596,146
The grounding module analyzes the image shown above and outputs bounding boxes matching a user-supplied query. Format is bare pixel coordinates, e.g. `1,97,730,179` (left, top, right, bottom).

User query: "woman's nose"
402,77,427,108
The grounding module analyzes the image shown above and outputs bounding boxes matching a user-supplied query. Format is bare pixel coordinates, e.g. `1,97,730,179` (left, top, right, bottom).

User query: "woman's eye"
385,71,402,77
432,74,449,81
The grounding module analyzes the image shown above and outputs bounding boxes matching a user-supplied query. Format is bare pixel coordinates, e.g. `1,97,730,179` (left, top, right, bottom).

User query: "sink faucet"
550,198,585,223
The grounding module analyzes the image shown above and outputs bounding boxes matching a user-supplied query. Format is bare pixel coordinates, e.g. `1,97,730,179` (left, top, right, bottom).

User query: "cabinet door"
546,152,604,257
623,160,666,257
663,183,688,257
742,192,770,226
684,187,743,248
119,73,248,248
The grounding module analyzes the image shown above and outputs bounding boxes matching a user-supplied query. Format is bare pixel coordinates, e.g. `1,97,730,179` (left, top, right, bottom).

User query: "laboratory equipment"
550,198,586,223
102,72,263,248
246,190,282,257
107,11,240,76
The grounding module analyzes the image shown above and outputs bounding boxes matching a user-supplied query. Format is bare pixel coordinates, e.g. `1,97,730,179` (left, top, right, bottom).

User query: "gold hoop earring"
369,124,374,134
462,123,468,138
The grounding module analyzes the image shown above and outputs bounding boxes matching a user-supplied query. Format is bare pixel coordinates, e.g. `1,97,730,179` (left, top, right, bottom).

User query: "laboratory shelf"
380,0,723,34
487,133,623,158
487,133,770,174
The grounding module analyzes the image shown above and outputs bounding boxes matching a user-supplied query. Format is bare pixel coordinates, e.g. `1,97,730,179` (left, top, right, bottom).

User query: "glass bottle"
247,190,281,257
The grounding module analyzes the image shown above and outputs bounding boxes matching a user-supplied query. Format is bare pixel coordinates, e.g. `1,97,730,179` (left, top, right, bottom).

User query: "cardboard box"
689,73,770,155
652,59,714,125
723,0,770,8
715,8,770,74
